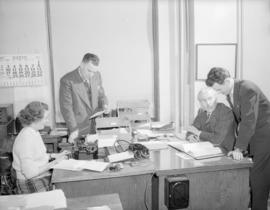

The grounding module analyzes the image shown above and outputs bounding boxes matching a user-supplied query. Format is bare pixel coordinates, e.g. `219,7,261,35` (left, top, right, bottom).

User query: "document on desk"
151,121,174,130
80,160,110,172
140,141,168,150
89,110,105,119
53,159,110,172
0,189,67,210
136,129,164,138
87,206,111,210
52,159,83,171
107,151,134,163
98,134,117,148
168,141,224,160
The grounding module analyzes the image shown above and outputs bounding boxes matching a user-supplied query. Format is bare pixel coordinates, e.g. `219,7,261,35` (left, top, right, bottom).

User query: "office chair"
0,151,16,195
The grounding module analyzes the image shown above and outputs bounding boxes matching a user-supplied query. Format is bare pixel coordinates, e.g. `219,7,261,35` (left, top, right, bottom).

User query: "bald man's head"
197,87,218,112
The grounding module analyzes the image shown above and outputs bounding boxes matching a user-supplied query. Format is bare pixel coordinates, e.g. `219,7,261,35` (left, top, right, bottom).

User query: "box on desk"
95,117,132,141
0,104,13,123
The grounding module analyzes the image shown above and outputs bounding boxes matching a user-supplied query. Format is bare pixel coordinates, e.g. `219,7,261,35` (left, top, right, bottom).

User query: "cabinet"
42,134,63,153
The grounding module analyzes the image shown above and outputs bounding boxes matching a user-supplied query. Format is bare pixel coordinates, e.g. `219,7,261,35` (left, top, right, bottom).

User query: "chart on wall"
0,54,45,87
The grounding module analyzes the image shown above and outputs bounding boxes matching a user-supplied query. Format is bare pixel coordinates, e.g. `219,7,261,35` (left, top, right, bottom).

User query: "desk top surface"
150,146,252,175
52,145,252,183
64,193,123,210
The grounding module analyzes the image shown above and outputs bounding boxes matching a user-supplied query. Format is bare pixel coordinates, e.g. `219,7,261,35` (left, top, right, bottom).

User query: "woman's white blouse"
12,127,50,179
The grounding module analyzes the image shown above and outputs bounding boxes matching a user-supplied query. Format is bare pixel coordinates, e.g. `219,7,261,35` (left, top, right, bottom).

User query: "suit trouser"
250,151,270,210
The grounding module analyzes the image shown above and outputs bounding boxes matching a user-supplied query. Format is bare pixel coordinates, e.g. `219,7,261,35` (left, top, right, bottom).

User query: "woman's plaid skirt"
16,175,52,194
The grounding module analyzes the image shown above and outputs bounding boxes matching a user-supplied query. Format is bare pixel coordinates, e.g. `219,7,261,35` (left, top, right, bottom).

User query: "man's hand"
186,126,201,136
186,134,200,143
85,134,98,143
103,104,110,114
68,129,79,144
228,148,244,160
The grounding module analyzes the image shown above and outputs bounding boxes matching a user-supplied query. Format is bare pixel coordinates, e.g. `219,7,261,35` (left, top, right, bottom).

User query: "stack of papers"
151,121,174,130
107,151,134,163
140,141,168,150
168,141,224,159
89,110,106,119
87,206,111,210
136,129,167,138
53,159,110,172
50,127,68,136
97,134,117,148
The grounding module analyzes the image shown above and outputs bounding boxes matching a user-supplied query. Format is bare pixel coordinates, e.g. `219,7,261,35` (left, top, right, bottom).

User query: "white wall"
0,0,174,127
242,0,270,99
192,0,238,117
0,0,53,125
49,0,154,122
1,0,270,128
191,0,270,119
157,0,181,122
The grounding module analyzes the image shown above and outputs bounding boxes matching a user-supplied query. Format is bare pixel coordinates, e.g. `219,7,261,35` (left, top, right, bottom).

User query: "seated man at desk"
59,53,108,143
186,87,235,152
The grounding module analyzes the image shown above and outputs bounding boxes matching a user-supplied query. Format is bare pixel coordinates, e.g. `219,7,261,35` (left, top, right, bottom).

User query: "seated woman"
12,101,69,194
186,87,235,152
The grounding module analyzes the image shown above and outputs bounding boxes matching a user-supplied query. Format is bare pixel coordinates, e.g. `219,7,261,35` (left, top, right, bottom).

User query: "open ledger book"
168,141,224,160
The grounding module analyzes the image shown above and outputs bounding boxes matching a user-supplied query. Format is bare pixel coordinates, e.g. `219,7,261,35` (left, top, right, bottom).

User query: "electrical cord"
113,139,150,160
144,173,154,210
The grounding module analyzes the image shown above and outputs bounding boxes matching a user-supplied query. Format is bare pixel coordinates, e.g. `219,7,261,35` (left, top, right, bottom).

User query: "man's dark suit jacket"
232,80,270,156
186,103,235,151
59,68,107,135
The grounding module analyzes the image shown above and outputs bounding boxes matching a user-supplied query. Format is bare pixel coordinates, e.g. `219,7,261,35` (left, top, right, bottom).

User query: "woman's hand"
51,150,71,160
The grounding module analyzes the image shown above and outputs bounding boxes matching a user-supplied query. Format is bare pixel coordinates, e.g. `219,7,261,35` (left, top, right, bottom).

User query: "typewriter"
59,136,98,160
73,136,98,160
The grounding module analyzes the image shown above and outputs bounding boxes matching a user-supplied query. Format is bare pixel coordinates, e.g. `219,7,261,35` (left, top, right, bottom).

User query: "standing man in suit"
60,53,108,143
206,67,270,210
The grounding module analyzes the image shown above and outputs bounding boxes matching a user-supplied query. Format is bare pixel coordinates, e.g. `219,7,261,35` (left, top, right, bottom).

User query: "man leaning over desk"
59,53,108,143
206,67,270,210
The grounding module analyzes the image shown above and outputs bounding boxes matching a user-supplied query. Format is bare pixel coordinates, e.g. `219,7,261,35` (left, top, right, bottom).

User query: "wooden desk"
151,147,253,210
52,145,252,210
52,159,155,210
65,193,123,210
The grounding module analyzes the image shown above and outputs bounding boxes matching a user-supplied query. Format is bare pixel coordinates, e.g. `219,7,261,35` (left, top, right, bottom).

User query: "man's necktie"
227,94,239,136
83,80,92,106
226,94,233,109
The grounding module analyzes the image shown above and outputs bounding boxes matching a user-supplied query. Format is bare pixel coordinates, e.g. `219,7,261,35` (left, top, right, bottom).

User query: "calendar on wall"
0,54,45,87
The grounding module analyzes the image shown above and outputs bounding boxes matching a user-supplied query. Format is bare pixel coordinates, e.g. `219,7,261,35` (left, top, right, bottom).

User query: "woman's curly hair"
18,101,48,126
